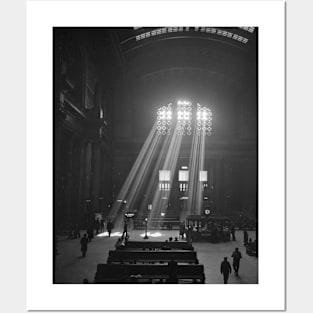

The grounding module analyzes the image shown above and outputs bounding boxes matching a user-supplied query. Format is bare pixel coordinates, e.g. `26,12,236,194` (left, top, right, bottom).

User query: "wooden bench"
107,250,198,264
246,242,257,256
117,240,194,251
94,264,205,283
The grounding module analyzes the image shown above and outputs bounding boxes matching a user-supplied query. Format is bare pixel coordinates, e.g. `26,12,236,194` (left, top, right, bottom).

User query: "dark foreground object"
117,240,194,250
107,250,198,264
246,241,258,257
94,263,205,283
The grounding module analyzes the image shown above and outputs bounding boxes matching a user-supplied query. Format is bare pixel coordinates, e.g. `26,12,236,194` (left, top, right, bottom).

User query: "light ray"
195,131,206,214
108,121,160,222
137,128,173,214
150,120,183,225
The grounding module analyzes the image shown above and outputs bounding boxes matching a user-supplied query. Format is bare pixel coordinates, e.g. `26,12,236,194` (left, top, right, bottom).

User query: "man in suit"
80,234,88,257
231,247,242,276
220,257,232,284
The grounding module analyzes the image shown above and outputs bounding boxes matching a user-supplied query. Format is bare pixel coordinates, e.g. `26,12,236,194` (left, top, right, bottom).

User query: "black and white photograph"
26,1,285,311
53,26,258,285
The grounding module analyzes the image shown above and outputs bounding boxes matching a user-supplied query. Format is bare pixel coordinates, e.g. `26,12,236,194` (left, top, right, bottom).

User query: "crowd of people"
66,215,112,239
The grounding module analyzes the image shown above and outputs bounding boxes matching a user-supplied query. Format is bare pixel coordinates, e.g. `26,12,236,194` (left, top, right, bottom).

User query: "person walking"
220,257,232,284
179,223,185,240
122,221,128,239
80,234,88,257
87,224,94,242
243,229,249,246
107,220,113,237
100,219,105,233
231,247,242,276
231,226,236,241
95,218,100,235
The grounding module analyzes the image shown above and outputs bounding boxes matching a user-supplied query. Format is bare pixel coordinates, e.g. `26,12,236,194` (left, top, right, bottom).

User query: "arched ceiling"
115,27,256,81
96,27,257,147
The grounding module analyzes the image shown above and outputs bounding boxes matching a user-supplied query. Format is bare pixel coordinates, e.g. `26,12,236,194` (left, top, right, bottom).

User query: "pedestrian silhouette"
231,247,242,276
100,219,105,233
243,229,249,246
122,221,128,238
87,225,94,242
161,240,171,250
231,226,236,241
95,218,100,234
80,234,88,257
107,220,113,237
179,223,185,240
220,257,232,284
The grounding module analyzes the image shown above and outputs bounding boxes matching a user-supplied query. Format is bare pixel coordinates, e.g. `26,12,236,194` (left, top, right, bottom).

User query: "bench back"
118,241,193,250
107,250,198,264
95,263,205,283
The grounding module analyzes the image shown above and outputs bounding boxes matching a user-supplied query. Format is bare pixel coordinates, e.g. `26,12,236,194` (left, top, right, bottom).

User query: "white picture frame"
27,1,285,310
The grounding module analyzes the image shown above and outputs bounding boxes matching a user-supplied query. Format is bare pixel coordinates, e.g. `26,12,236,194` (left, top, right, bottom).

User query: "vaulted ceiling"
103,27,257,147
57,27,257,153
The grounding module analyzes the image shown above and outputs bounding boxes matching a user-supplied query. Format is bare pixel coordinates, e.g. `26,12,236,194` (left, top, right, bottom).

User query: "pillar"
215,159,225,215
78,138,89,225
64,133,75,224
90,141,101,213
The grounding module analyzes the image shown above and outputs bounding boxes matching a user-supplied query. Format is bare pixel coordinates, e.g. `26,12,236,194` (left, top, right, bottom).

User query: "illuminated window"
239,27,255,33
159,182,170,191
159,170,171,191
196,104,212,136
156,101,212,136
157,103,172,135
198,27,248,44
177,100,192,136
159,170,170,181
135,27,249,44
136,27,189,41
179,183,188,191
179,170,189,181
199,171,208,182
201,182,208,191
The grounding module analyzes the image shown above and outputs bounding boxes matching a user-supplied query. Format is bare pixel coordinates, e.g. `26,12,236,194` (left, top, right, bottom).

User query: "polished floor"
54,228,258,284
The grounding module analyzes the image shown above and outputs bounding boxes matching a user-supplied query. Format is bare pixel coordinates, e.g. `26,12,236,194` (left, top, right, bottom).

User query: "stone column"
64,134,75,224
70,136,84,223
215,159,225,215
99,145,110,216
90,141,101,213
54,117,66,230
79,139,93,224
78,138,89,224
